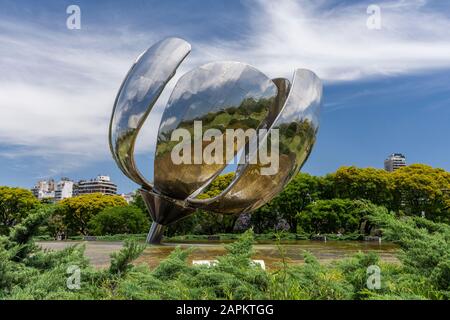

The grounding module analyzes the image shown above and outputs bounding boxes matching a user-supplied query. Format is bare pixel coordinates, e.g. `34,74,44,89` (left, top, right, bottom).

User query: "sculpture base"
139,188,196,245
146,222,165,244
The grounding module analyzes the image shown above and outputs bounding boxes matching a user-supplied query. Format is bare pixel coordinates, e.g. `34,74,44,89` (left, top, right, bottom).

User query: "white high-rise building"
32,175,117,200
76,175,117,195
384,153,406,172
121,192,135,204
31,179,55,200
54,179,74,201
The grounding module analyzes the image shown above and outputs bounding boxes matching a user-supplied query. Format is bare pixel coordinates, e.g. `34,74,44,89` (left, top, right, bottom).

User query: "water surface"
138,240,399,269
38,240,399,269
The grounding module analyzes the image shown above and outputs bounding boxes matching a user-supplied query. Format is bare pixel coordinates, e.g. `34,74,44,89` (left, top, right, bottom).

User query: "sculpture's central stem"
146,222,165,244
140,188,196,245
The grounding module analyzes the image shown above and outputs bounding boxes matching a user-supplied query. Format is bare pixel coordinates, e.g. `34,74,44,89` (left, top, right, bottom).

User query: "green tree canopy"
327,166,393,207
88,206,150,235
252,173,322,232
130,191,146,213
196,172,235,199
56,193,127,235
296,199,382,234
390,164,450,222
0,186,40,234
143,164,450,235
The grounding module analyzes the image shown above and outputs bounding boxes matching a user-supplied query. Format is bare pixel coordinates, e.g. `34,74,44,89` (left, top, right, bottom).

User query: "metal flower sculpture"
109,37,322,244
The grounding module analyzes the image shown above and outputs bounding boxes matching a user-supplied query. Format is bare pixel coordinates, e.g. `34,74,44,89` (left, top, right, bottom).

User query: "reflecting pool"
38,240,399,269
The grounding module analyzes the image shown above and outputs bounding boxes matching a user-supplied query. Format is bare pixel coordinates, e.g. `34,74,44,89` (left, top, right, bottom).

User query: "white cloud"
0,19,160,174
1,0,450,177
196,0,450,81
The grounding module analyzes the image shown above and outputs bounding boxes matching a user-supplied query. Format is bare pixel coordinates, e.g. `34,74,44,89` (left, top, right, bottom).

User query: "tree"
328,166,393,208
368,208,450,293
56,193,127,235
0,186,40,234
251,173,322,232
89,206,150,235
296,199,381,234
197,173,235,198
130,191,147,214
44,208,66,239
195,173,238,233
250,204,279,233
390,164,450,222
164,213,197,236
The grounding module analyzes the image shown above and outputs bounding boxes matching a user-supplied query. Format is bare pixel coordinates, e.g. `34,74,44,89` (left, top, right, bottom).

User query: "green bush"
296,199,382,234
1,210,449,300
369,210,450,297
88,206,150,236
109,240,146,275
269,251,353,299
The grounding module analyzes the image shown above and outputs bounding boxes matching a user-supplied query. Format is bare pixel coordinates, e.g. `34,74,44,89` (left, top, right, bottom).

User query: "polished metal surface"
109,37,191,189
109,38,322,244
154,61,278,199
139,188,195,226
189,69,322,213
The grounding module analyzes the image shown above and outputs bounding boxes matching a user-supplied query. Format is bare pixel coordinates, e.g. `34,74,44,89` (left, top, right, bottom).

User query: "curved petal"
192,69,322,214
154,61,278,199
109,37,191,189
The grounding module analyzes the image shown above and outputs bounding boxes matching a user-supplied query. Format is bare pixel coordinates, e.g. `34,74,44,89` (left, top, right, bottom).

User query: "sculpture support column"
146,222,165,244
140,188,196,244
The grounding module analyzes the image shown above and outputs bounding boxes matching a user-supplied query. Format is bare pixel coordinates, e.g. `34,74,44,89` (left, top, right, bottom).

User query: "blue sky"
0,0,449,193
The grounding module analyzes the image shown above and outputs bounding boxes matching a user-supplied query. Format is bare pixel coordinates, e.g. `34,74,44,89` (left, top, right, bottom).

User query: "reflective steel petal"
108,36,323,244
154,61,278,199
189,69,322,213
109,37,191,189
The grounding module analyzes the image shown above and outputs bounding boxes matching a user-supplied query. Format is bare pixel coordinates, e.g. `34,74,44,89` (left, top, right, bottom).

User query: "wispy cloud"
1,0,450,178
199,0,450,80
0,18,154,174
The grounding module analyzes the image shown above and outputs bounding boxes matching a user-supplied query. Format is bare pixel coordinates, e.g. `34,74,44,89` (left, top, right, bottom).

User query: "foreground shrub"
0,209,449,300
369,210,450,297
109,240,146,275
269,251,353,300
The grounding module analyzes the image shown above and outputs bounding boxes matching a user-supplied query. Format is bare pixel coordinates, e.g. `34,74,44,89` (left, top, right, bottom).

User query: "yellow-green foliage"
56,193,127,235
0,186,40,234
329,164,450,222
390,164,450,220
196,173,234,199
